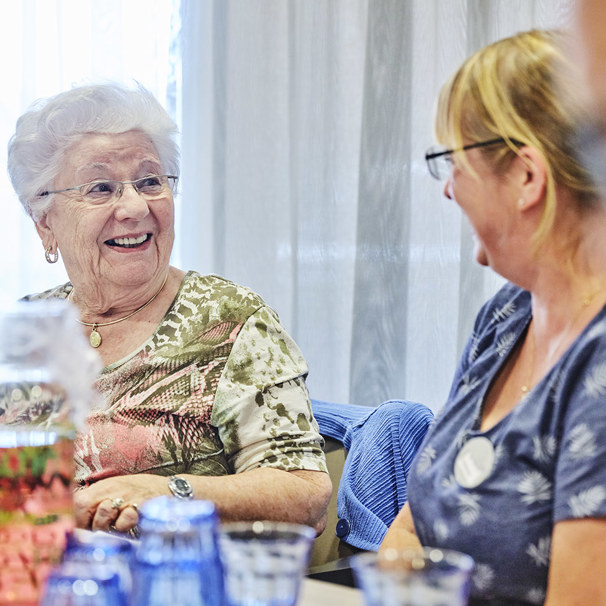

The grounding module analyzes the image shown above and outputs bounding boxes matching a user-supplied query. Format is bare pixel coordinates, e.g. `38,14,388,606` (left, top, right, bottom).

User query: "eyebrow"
74,159,162,180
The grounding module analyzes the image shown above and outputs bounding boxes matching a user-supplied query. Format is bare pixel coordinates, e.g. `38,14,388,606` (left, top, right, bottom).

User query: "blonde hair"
435,29,598,250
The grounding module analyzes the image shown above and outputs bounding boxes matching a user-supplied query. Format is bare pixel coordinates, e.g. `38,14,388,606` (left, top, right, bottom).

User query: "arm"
379,503,422,552
544,518,606,605
75,304,332,535
74,466,331,535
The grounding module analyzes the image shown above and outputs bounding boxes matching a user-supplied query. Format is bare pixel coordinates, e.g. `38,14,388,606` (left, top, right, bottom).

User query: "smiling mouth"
106,233,151,248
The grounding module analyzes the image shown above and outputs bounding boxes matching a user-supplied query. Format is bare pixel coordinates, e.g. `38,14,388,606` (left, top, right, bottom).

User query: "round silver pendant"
454,436,495,489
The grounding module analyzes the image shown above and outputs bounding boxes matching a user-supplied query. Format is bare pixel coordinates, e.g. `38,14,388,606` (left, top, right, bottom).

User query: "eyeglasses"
40,174,178,205
424,138,522,180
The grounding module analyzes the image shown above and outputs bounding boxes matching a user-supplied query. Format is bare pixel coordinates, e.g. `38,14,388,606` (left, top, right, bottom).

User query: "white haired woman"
7,83,331,537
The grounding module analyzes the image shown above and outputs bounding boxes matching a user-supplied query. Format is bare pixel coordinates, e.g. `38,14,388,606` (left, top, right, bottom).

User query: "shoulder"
474,282,529,330
164,272,277,342
179,272,269,319
20,282,72,301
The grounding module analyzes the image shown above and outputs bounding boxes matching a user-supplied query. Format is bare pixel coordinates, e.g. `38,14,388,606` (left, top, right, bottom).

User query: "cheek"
49,206,105,253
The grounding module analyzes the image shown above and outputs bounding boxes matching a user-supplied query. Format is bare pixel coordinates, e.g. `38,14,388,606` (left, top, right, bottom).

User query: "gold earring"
45,246,59,264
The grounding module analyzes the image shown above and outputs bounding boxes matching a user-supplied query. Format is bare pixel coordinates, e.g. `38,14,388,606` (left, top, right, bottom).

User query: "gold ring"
126,503,139,512
110,497,125,510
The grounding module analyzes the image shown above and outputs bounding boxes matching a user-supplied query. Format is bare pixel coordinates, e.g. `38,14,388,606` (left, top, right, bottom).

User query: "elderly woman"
7,83,331,536
381,30,606,605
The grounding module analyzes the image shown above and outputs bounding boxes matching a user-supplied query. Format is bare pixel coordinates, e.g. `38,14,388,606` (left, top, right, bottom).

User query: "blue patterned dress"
408,282,606,605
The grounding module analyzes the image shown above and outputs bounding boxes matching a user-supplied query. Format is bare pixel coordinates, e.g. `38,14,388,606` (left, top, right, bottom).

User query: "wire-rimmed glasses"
39,174,178,205
425,138,522,180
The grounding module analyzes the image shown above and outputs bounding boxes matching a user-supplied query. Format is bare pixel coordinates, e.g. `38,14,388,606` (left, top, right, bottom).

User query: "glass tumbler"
218,520,315,606
40,560,127,606
130,496,224,606
350,547,475,606
62,530,135,600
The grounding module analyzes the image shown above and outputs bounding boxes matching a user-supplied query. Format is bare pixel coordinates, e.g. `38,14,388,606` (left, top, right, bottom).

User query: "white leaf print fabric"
407,282,606,605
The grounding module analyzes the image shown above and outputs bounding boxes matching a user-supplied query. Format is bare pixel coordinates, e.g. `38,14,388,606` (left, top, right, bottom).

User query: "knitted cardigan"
311,399,434,550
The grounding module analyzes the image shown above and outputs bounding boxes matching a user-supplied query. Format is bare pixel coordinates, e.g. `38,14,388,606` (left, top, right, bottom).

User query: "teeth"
110,234,149,247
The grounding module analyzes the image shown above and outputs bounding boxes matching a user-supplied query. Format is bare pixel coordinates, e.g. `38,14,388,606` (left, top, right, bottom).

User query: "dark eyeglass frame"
425,138,523,180
39,174,179,203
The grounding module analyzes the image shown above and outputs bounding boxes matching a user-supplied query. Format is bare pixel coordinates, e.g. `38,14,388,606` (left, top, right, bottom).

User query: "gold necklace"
520,286,603,396
68,274,169,348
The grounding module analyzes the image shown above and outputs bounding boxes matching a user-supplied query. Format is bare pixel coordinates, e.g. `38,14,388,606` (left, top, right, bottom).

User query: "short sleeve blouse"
407,282,606,605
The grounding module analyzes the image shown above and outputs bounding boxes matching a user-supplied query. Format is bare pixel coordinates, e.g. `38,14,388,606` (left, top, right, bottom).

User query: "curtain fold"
178,0,572,412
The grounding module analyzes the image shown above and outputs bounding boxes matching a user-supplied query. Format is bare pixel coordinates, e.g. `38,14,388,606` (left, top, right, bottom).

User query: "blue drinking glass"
40,560,127,606
62,530,135,599
130,496,224,606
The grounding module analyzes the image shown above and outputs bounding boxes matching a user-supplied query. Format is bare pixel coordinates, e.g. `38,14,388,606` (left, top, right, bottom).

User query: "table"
299,579,364,606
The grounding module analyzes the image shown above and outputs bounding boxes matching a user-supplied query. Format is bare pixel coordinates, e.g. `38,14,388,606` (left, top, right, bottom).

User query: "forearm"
185,468,332,534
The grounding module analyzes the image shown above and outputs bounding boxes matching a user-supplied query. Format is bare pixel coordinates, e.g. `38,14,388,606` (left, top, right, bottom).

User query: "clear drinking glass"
0,300,100,606
350,547,474,606
218,520,315,606
130,496,224,606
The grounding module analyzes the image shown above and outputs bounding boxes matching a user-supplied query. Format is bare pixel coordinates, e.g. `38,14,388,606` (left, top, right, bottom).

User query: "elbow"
306,473,333,536
285,469,333,535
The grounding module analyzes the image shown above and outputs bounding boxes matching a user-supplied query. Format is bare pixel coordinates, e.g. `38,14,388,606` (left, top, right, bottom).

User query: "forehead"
60,130,161,178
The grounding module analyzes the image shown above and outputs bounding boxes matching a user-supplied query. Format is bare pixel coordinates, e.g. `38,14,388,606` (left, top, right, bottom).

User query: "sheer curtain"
177,0,573,412
0,1,573,414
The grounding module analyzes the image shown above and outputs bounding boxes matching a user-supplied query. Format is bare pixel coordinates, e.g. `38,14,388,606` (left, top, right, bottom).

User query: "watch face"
169,476,194,499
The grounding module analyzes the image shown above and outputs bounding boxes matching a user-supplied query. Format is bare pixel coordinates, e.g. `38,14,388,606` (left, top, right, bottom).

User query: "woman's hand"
74,474,169,534
380,503,422,552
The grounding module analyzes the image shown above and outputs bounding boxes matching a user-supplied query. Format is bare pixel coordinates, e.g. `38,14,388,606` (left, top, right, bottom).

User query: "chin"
475,248,490,267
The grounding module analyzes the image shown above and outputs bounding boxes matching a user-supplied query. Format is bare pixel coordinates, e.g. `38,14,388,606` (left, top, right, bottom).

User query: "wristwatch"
168,475,194,500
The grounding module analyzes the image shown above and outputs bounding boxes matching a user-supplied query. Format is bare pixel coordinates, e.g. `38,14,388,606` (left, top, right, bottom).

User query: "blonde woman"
382,30,606,605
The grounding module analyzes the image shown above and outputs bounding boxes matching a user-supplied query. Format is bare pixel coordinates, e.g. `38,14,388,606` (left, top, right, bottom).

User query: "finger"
73,490,98,530
91,498,122,532
112,504,139,534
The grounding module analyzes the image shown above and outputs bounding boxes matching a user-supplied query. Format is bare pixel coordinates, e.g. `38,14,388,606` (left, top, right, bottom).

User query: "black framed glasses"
39,174,178,205
425,138,522,180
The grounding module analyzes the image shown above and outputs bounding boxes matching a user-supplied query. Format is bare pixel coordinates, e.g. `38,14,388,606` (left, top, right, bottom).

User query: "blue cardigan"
311,399,434,551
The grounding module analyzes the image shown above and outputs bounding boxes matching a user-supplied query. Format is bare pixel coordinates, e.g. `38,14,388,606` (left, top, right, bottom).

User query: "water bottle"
0,300,100,605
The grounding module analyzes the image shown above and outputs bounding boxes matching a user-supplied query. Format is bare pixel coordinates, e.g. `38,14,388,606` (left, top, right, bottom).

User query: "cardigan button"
336,518,350,538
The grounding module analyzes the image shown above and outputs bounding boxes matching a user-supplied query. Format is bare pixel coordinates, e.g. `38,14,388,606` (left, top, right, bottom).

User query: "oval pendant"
454,436,495,488
89,328,102,348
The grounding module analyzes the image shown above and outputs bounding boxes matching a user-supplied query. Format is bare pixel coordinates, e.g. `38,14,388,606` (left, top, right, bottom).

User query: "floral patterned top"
408,282,606,605
22,272,327,485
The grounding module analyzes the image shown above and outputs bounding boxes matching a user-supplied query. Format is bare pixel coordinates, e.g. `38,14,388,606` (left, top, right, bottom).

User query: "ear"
509,146,548,211
34,212,56,251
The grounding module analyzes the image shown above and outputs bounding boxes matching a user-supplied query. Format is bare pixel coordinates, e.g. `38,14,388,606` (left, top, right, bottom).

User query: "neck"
69,273,169,348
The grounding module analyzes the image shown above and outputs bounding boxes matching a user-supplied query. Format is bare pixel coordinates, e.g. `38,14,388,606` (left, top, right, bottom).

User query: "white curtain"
0,0,573,413
177,0,573,411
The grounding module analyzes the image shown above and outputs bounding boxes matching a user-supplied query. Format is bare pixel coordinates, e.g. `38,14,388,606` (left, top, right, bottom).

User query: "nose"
443,177,453,200
113,182,150,221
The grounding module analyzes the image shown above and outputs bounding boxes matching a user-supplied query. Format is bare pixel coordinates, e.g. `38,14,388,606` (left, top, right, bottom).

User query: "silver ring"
128,525,140,539
110,497,125,510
